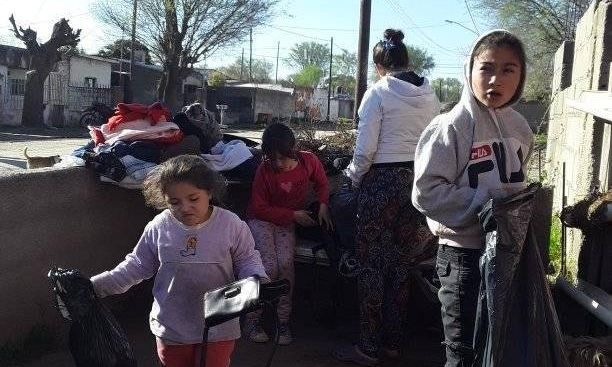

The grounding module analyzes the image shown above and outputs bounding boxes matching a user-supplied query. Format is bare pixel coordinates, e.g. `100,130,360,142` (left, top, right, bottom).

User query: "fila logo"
468,142,524,188
471,145,493,160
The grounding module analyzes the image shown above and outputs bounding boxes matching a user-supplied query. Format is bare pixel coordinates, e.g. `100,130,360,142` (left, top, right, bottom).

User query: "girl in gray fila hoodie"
412,30,533,367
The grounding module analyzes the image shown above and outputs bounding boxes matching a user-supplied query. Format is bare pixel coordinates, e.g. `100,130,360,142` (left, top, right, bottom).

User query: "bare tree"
9,15,81,127
94,0,278,112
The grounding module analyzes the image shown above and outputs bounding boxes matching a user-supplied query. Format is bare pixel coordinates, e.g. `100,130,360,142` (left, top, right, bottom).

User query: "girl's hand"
318,203,334,231
294,210,317,227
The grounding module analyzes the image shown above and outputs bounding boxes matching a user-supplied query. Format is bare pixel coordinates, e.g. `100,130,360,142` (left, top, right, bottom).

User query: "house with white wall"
0,45,29,126
0,45,116,126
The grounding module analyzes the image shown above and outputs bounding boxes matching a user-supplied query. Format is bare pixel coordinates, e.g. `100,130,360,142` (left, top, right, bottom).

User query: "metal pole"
444,19,478,35
327,37,333,122
275,41,279,84
127,0,137,103
249,28,253,82
354,0,371,125
240,48,244,80
561,162,567,276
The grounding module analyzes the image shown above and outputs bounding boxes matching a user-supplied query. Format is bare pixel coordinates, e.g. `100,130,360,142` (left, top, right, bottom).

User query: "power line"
385,0,465,57
264,25,330,42
463,0,480,35
270,23,447,32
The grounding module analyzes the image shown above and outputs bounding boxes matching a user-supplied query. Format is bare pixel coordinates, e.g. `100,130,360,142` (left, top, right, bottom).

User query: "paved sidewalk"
0,126,265,171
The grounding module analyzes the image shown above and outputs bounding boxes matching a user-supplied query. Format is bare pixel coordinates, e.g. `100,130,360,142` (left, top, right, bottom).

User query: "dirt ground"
18,266,444,367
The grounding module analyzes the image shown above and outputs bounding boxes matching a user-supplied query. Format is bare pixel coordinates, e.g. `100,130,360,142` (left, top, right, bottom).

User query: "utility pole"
249,28,253,82
240,48,244,80
326,37,333,122
275,41,279,84
354,0,371,125
439,79,443,102
127,0,137,103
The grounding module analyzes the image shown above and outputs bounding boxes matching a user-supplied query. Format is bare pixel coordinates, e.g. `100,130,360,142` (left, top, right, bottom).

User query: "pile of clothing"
69,102,259,189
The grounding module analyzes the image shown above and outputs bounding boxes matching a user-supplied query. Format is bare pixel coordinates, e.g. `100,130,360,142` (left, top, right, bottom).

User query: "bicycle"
79,102,115,128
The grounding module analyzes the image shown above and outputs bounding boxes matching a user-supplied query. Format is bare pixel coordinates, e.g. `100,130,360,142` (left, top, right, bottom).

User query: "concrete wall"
0,167,156,345
545,0,612,272
69,57,112,87
0,166,253,346
254,89,293,121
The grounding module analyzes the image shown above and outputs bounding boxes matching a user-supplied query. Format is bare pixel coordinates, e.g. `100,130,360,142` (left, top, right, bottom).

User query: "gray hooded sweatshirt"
411,30,534,249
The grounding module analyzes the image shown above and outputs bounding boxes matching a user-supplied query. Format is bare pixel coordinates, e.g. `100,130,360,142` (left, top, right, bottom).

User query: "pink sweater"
91,207,267,343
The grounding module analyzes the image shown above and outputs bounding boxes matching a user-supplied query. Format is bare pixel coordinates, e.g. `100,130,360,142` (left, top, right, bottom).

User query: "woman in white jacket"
334,29,439,366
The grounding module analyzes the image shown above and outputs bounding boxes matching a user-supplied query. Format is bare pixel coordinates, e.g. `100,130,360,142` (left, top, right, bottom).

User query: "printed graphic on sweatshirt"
279,181,293,193
467,138,525,189
180,235,198,257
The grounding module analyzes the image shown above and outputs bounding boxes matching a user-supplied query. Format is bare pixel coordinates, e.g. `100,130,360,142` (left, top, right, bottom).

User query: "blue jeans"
436,244,482,367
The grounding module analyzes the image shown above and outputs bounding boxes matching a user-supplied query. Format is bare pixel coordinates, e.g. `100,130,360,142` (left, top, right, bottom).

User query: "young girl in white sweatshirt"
334,28,439,366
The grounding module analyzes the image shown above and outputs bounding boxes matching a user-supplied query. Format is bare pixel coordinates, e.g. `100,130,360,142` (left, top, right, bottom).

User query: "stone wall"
545,0,612,272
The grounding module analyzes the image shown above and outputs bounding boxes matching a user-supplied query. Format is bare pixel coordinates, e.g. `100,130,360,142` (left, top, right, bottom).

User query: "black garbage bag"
48,267,137,367
473,184,569,367
329,182,359,276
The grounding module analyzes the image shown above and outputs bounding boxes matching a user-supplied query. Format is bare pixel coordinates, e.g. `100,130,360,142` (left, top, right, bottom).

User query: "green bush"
548,213,562,276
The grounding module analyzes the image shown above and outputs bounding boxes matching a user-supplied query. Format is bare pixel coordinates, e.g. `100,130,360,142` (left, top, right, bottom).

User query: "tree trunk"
160,63,182,113
21,62,51,127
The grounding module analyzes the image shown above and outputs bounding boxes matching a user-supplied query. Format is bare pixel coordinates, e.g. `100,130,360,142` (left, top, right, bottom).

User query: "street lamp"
444,19,478,35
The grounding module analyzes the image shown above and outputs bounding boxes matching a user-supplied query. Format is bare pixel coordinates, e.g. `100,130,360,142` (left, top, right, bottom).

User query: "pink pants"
156,338,235,367
247,219,296,323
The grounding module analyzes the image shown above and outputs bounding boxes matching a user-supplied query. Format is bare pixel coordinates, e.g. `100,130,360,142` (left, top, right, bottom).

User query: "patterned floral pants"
247,219,296,324
355,166,436,356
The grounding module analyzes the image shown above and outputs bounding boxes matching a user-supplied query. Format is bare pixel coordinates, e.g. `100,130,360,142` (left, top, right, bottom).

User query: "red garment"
156,338,235,367
106,102,171,131
247,151,329,226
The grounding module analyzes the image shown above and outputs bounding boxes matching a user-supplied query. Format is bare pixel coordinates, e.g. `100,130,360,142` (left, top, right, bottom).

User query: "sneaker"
278,323,293,345
246,322,269,343
332,343,379,366
381,346,400,359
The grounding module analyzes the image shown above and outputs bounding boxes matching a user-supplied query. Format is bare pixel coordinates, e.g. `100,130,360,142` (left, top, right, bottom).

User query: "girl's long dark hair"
142,155,226,210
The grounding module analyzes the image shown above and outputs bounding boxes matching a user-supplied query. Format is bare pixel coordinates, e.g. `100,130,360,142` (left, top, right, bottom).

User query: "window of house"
9,78,25,96
84,77,97,88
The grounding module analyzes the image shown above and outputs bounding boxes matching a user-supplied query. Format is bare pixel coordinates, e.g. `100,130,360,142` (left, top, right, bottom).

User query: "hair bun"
383,29,404,43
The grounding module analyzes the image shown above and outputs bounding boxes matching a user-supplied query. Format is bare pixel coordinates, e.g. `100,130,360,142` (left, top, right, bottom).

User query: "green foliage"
290,65,324,88
534,132,548,150
97,39,152,64
469,0,590,101
330,49,357,96
432,77,463,102
208,71,226,87
406,45,435,75
286,42,330,70
369,44,436,82
548,213,562,276
218,57,273,83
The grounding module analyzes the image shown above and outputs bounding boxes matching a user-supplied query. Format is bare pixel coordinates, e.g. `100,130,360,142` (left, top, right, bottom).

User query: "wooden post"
353,0,371,126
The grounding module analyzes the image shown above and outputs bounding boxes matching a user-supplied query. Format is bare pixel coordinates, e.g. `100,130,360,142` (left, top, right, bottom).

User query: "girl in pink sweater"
245,123,332,345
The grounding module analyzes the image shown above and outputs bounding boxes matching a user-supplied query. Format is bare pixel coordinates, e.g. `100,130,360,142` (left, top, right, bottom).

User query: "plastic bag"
48,267,137,367
329,182,359,276
473,184,569,367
